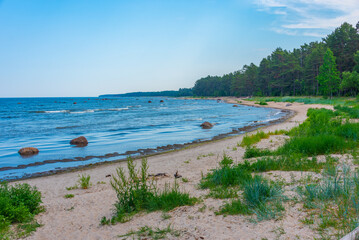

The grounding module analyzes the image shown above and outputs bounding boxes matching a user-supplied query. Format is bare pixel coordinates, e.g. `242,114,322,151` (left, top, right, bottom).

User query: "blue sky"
0,0,358,97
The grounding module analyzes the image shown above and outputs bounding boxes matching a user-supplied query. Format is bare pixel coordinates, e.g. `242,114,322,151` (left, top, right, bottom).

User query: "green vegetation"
255,101,268,105
243,108,359,158
249,96,354,105
78,174,91,189
317,48,340,99
0,182,43,238
181,178,189,183
200,155,286,220
64,194,74,199
297,166,359,238
66,173,92,191
200,102,359,236
218,176,284,220
218,199,251,216
103,158,197,224
192,22,359,98
240,130,288,147
118,225,180,240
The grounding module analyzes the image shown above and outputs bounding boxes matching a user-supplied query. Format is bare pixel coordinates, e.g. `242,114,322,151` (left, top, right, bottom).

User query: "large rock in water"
18,147,39,156
200,122,213,129
70,136,88,146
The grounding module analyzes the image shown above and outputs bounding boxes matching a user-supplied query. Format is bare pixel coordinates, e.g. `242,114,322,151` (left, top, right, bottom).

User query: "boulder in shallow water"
160,100,164,102
200,121,213,129
232,105,238,107
70,136,88,146
18,147,39,156
148,100,152,103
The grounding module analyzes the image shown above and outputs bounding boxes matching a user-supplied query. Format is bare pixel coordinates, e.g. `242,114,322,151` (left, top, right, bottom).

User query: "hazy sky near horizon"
0,0,358,97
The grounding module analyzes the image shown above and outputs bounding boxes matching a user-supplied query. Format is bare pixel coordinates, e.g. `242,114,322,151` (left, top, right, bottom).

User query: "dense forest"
192,22,359,98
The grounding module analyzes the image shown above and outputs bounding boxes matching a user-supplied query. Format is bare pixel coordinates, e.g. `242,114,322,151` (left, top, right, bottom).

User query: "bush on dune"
105,158,197,224
0,182,43,237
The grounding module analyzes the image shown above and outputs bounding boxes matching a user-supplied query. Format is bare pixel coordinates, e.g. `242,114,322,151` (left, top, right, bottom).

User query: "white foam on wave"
184,118,203,121
44,110,70,113
262,118,279,123
40,107,130,114
70,110,95,114
95,107,129,111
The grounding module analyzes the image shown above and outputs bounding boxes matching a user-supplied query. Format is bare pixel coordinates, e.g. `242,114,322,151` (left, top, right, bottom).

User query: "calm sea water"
0,97,285,180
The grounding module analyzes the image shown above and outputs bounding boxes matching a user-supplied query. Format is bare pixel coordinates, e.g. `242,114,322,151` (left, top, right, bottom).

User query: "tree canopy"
191,22,359,98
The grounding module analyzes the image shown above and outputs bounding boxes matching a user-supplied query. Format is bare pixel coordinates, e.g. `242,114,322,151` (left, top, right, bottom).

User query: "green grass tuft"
78,174,91,189
105,157,197,224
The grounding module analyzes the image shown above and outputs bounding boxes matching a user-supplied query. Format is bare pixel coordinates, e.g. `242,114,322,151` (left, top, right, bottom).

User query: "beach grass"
104,158,198,224
297,166,359,238
78,174,91,189
239,130,288,148
243,108,359,158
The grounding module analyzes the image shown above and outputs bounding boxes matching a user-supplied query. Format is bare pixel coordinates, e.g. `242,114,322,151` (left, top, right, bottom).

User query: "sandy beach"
18,98,336,240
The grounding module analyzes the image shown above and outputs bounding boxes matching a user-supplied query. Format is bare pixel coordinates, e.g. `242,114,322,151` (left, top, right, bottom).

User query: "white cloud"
255,0,359,36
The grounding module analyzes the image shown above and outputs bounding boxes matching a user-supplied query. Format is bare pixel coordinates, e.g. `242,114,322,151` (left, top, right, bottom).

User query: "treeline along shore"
102,21,359,99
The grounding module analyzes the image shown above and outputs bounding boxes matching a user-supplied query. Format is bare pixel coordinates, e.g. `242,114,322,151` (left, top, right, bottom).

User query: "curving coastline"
2,98,294,181
17,98,336,240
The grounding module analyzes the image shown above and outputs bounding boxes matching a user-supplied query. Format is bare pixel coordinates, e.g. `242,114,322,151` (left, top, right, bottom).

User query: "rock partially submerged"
232,104,238,107
285,103,292,107
18,147,39,156
200,121,213,129
160,100,164,103
70,136,88,146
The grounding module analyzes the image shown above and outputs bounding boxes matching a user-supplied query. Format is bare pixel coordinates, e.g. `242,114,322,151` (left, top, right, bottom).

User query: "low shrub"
0,182,43,236
107,158,197,223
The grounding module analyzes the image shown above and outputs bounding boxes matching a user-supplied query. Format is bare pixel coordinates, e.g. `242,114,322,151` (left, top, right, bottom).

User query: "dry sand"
18,98,335,240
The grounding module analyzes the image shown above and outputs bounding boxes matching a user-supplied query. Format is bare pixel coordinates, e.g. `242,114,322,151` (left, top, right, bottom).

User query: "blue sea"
0,97,286,180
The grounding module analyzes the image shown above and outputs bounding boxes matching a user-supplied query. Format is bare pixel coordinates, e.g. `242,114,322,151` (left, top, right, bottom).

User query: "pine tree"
317,48,340,99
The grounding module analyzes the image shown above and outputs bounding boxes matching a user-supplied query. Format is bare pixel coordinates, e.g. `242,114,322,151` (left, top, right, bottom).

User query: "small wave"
184,118,203,121
261,118,280,123
1,116,19,119
30,108,129,114
70,110,95,114
56,125,80,129
93,108,129,112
